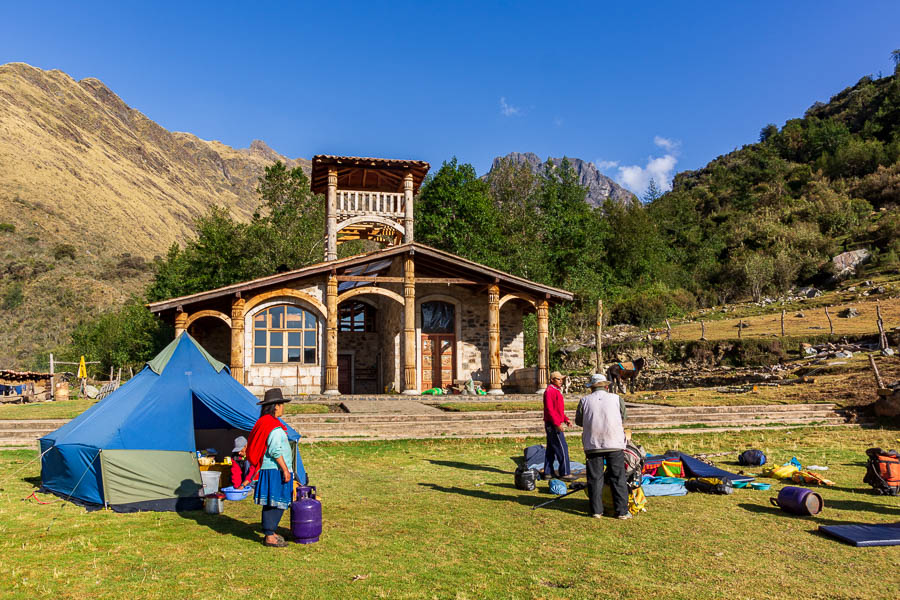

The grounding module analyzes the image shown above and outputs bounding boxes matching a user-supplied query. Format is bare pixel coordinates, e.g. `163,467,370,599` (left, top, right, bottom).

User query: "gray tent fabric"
100,450,202,505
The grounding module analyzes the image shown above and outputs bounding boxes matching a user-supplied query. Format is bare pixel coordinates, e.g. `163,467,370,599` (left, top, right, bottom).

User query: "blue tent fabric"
40,334,305,507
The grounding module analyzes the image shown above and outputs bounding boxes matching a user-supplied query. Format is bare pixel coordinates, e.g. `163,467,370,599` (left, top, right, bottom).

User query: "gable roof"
310,155,430,195
147,242,573,314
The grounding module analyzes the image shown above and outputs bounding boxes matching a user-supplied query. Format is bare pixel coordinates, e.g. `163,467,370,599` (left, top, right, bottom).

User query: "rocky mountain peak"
489,152,636,207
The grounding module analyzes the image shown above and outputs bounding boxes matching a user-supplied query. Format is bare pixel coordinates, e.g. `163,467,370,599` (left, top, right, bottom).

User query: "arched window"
253,305,318,365
421,301,454,334
339,301,376,332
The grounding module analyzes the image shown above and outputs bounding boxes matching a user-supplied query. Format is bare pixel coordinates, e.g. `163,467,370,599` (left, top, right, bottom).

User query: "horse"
606,357,646,395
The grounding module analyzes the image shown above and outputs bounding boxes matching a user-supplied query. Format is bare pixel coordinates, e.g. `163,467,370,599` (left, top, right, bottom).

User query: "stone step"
290,415,849,436
0,419,70,430
0,429,56,440
284,409,842,426
284,405,840,424
297,423,865,442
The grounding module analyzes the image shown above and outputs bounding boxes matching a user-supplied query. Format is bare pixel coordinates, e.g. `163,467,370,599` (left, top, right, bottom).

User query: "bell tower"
310,155,430,261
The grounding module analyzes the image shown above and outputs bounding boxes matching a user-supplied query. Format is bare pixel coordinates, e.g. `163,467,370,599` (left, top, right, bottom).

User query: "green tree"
415,158,505,267
759,123,778,142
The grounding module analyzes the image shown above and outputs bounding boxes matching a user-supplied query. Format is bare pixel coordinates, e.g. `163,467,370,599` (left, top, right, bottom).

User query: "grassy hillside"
0,62,308,368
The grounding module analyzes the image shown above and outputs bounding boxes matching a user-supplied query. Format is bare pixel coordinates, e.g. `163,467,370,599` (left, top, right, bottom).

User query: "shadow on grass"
737,502,879,528
23,475,41,487
179,508,291,544
426,459,513,475
418,482,589,515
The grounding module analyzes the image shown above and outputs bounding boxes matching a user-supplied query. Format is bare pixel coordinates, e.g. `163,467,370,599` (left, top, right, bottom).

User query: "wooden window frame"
252,305,318,365
338,301,376,333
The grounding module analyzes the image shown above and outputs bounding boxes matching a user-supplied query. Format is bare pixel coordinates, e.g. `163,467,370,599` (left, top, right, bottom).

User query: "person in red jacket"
543,371,572,480
230,436,259,489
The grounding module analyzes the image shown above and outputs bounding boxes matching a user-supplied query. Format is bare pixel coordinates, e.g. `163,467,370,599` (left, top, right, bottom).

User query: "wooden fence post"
876,302,887,350
825,306,833,336
700,320,706,341
665,319,672,340
781,310,785,337
49,353,55,401
869,354,885,389
738,319,743,339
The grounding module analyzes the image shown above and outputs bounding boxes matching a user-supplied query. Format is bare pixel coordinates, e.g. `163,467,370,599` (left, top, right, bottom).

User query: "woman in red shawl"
244,388,294,548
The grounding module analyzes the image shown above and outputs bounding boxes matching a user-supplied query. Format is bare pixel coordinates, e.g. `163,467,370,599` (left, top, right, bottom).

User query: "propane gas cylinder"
290,485,322,544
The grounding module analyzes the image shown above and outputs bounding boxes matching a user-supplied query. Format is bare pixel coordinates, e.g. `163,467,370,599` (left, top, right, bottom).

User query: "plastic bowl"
732,481,749,489
221,486,252,501
750,482,771,491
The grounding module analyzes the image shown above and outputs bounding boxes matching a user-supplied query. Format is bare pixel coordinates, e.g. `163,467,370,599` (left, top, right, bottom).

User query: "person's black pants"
586,450,628,516
261,505,285,536
543,423,571,478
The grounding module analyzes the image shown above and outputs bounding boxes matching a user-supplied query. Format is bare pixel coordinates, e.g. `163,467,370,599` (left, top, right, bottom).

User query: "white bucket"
204,497,224,514
200,470,221,496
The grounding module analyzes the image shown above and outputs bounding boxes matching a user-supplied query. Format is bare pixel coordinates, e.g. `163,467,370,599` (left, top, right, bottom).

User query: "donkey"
606,357,646,395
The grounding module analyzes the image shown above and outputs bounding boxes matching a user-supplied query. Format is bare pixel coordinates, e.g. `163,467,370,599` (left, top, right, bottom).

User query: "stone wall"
188,317,231,365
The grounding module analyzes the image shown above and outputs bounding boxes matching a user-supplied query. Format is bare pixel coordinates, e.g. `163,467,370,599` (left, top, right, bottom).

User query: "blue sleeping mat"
671,452,754,483
818,523,900,547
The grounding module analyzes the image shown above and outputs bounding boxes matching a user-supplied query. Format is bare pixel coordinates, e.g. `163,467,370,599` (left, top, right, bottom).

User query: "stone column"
324,274,340,395
326,168,338,261
403,172,414,243
402,253,419,394
174,310,188,338
230,296,245,385
536,300,549,393
487,284,503,395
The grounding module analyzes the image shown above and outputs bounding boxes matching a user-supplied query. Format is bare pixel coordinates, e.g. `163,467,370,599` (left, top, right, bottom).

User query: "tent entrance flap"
101,450,202,505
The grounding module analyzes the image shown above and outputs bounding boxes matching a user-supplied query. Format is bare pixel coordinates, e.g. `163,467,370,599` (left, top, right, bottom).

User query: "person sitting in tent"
247,388,294,548
231,435,259,489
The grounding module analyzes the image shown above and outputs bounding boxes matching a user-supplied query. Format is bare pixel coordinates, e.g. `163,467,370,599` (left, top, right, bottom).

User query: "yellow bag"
791,471,835,486
761,464,798,480
602,485,647,516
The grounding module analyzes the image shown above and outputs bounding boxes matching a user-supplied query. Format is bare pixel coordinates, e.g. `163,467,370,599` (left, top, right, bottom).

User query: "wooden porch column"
174,310,188,338
402,253,419,394
536,300,549,393
324,273,340,395
326,168,338,261
487,283,503,395
230,296,245,385
403,172,414,243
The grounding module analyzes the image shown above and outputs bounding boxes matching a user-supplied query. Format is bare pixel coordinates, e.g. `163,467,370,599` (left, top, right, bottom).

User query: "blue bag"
548,479,567,495
738,449,766,466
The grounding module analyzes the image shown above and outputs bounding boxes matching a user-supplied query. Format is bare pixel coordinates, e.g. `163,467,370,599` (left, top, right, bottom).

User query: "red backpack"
863,448,900,496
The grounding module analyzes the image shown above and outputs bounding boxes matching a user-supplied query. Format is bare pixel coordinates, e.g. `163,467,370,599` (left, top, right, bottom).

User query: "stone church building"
148,155,572,396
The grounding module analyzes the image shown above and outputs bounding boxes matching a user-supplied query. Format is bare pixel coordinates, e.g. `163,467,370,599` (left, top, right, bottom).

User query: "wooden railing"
337,190,405,217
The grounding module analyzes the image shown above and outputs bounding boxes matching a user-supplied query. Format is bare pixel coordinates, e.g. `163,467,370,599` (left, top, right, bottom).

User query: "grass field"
0,399,331,420
2,427,898,599
668,292,900,342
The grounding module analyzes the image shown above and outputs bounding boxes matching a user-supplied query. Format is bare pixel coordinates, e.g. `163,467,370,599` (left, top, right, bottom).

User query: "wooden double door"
421,334,455,390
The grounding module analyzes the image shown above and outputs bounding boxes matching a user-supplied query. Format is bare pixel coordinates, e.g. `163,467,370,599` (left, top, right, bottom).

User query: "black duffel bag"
514,465,539,491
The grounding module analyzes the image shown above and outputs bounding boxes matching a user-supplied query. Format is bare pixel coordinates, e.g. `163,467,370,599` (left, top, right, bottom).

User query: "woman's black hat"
257,387,291,406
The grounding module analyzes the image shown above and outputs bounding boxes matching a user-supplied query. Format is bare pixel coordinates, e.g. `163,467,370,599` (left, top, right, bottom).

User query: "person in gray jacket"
574,373,630,519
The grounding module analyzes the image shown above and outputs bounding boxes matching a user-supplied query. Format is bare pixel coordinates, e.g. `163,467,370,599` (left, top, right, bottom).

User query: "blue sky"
2,1,899,195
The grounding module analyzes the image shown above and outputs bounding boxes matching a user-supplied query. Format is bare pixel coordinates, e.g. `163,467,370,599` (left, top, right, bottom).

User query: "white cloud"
499,97,521,117
612,136,682,197
653,136,680,152
594,159,619,171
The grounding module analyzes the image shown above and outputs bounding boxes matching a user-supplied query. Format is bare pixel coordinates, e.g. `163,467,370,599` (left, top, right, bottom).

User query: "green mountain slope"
648,71,900,305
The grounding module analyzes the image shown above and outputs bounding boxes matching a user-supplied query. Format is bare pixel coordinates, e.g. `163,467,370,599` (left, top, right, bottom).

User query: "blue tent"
40,334,305,511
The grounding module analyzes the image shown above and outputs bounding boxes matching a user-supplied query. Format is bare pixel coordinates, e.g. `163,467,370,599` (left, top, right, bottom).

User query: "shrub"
52,243,77,261
1,282,24,310
0,223,14,233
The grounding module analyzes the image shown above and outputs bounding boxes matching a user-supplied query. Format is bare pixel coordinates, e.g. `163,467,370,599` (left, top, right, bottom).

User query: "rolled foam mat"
818,523,900,547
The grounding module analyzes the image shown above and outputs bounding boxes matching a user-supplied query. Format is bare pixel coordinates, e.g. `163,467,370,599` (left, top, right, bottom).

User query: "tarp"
40,334,305,509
